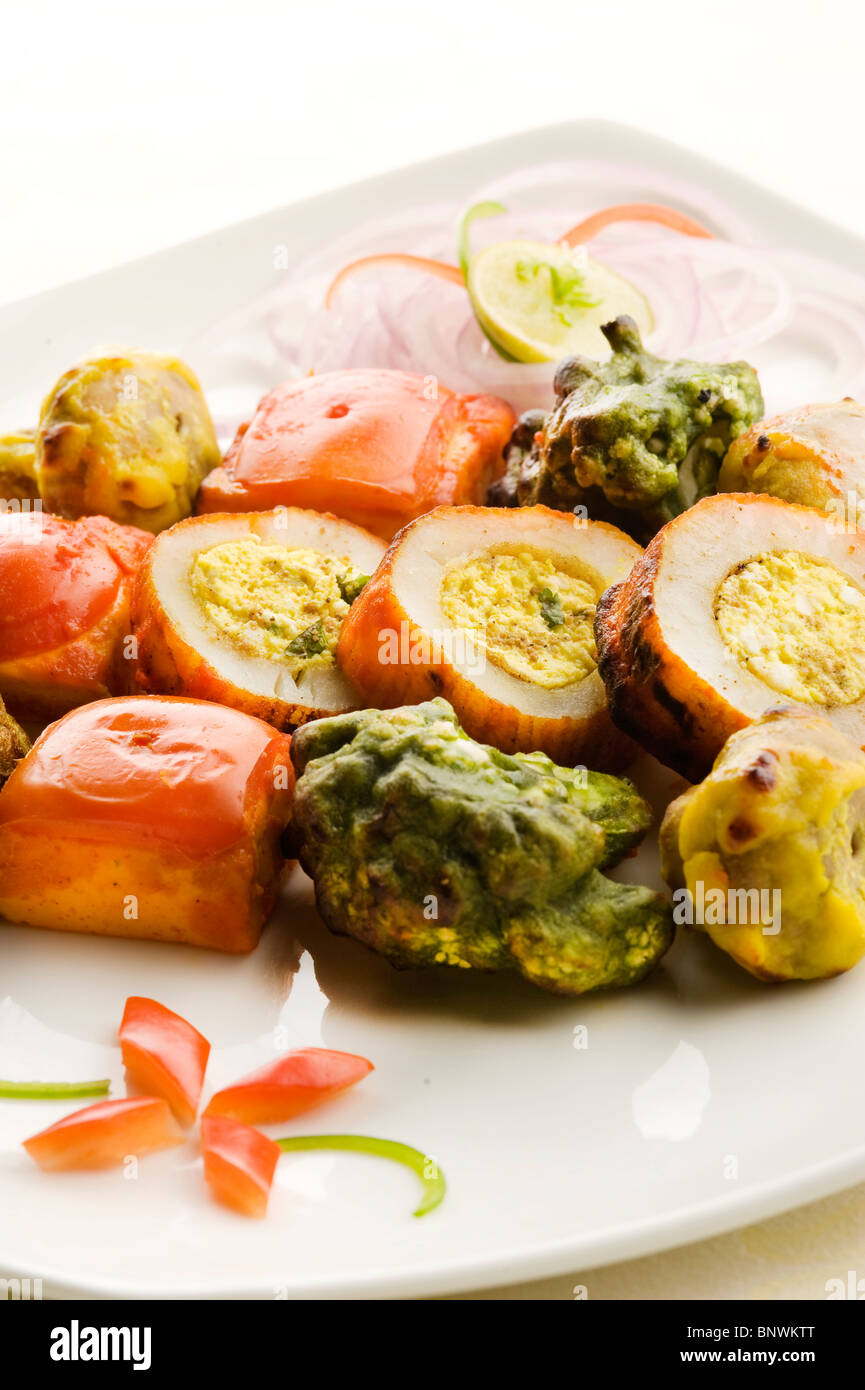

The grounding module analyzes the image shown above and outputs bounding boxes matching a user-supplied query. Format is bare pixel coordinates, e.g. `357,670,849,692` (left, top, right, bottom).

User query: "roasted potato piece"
660,709,865,981
337,504,642,770
595,493,865,782
719,399,865,522
37,351,220,533
0,511,152,721
0,429,39,503
0,695,29,785
197,369,515,540
493,316,763,541
0,697,294,951
133,509,385,728
290,699,672,996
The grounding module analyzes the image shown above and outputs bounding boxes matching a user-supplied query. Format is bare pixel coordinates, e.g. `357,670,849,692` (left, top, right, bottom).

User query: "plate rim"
6,1139,865,1301
3,115,865,322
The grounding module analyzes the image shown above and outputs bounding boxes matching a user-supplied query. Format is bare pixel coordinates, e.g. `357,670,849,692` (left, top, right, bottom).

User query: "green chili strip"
0,1079,111,1100
457,200,506,280
276,1134,445,1217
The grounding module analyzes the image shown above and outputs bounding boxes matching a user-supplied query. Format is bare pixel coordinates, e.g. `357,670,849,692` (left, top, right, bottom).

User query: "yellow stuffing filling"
439,545,600,690
714,550,865,705
189,538,363,677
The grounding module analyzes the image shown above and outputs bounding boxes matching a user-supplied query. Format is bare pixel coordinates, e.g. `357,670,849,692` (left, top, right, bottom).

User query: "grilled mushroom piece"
489,316,763,542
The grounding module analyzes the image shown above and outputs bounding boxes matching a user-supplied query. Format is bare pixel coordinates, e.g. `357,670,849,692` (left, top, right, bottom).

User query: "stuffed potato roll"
337,504,642,768
134,508,385,728
596,492,865,781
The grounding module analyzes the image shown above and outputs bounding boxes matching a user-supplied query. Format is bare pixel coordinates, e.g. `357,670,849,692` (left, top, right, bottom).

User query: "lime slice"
467,239,654,364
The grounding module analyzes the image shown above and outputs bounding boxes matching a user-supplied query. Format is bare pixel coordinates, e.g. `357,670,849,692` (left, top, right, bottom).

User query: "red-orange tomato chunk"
0,695,291,859
0,512,152,720
196,369,515,540
201,1114,280,1219
22,1096,185,1171
204,1048,374,1124
0,695,295,952
119,997,211,1127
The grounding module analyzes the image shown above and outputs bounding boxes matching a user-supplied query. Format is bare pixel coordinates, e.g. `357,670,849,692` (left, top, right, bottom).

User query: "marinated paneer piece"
290,699,672,996
660,710,865,982
494,317,763,540
37,350,220,533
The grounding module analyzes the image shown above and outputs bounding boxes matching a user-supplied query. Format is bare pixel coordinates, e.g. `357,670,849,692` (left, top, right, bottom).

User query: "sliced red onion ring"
187,164,865,422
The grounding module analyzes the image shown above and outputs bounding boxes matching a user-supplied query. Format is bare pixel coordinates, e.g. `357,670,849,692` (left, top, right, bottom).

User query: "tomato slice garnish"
325,254,464,309
201,1114,280,1219
559,202,714,246
204,1048,374,1125
22,1096,184,1171
119,997,211,1127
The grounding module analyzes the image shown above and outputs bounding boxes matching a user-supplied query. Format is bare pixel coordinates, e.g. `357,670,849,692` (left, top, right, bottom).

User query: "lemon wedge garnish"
467,238,654,364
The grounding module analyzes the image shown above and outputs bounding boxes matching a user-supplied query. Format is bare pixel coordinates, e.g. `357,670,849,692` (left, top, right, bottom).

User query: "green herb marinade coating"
290,700,672,995
492,316,763,541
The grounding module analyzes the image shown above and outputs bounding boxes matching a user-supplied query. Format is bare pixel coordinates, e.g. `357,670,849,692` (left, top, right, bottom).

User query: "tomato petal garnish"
201,1115,280,1219
325,255,464,309
119,997,211,1127
559,202,714,247
22,1096,185,1171
204,1047,374,1125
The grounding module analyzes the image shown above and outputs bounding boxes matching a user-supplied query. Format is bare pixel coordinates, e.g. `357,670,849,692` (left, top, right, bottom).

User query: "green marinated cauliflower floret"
0,695,29,786
491,316,763,541
660,708,865,982
290,699,673,995
507,871,675,994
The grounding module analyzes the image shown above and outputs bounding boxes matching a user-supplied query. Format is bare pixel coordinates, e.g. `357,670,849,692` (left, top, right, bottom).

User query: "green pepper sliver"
276,1134,445,1217
0,1079,111,1100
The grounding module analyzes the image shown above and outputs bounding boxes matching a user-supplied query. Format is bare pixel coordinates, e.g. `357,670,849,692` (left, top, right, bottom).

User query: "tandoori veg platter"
3,121,865,1299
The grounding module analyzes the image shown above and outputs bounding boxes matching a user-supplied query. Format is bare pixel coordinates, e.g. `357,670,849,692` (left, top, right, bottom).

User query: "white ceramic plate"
3,120,865,1301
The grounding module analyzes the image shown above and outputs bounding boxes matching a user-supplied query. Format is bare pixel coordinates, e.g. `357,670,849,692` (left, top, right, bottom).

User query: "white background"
3,0,865,1303
2,0,864,305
